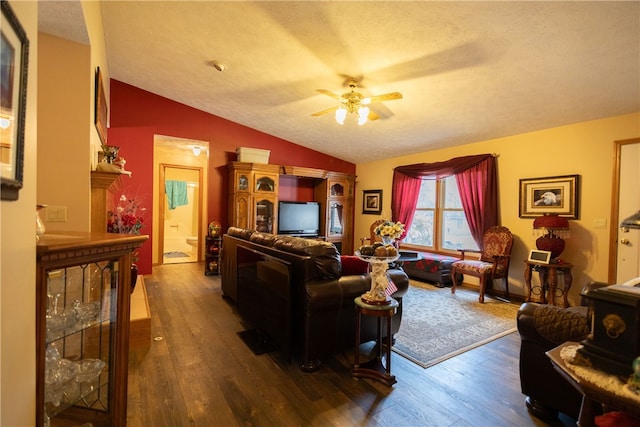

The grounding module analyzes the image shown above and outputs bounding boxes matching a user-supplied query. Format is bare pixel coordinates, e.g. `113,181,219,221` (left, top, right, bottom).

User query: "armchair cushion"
453,260,506,275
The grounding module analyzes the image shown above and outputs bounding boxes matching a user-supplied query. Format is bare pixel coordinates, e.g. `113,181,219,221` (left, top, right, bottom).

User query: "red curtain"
391,154,498,246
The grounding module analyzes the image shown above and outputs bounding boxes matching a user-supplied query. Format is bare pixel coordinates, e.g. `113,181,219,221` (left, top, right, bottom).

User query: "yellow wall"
355,112,640,305
37,33,91,231
36,0,111,233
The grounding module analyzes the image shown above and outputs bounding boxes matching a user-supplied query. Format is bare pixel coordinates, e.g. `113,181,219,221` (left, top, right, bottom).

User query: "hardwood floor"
127,262,574,427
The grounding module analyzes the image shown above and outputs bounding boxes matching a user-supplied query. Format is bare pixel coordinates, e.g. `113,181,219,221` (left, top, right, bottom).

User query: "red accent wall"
109,80,355,274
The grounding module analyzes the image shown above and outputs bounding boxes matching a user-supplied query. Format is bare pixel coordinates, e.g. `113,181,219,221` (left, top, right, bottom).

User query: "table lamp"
533,213,570,259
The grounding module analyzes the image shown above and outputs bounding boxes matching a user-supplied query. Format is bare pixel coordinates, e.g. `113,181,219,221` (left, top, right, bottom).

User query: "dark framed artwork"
362,189,382,215
1,0,29,201
519,174,580,219
94,66,107,144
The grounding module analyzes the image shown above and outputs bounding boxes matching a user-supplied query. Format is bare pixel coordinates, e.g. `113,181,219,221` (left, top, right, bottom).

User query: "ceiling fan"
311,79,402,125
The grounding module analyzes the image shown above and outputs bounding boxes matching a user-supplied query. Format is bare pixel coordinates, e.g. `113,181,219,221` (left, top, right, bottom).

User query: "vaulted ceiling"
39,1,640,163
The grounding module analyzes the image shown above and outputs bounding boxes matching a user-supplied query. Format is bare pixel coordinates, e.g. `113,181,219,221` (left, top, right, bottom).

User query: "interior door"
612,139,640,283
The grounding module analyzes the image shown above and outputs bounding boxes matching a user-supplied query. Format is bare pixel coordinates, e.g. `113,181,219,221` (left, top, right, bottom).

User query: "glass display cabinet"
228,162,280,234
36,232,147,427
314,173,355,254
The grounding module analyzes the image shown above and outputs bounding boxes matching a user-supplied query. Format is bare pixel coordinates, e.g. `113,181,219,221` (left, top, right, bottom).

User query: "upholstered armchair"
450,225,514,303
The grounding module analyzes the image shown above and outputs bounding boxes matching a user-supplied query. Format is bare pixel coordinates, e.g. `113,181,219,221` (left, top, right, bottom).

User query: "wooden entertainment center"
227,162,356,254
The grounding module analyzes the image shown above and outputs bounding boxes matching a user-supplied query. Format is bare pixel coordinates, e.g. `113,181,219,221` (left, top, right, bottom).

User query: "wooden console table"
547,342,640,427
352,297,398,386
524,260,573,307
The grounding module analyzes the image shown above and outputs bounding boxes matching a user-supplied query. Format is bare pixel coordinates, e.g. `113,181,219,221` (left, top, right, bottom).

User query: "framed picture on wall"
1,0,29,201
362,189,382,215
519,174,580,218
95,66,108,144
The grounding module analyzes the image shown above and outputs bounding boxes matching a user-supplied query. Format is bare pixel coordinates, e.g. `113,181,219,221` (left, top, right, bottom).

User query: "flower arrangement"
107,191,146,235
374,220,405,240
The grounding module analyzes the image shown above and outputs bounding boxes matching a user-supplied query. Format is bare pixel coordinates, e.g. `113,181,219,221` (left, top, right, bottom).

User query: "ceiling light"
357,106,369,126
335,107,347,125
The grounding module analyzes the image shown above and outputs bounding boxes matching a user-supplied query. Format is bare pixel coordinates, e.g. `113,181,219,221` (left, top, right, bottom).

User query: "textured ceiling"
39,1,640,164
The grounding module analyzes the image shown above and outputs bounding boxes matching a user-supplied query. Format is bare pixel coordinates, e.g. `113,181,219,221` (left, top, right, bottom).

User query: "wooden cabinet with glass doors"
227,162,280,234
314,172,355,254
36,232,147,427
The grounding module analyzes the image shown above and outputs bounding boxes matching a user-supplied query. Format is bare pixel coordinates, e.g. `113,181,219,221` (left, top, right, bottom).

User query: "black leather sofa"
221,227,410,372
517,282,607,420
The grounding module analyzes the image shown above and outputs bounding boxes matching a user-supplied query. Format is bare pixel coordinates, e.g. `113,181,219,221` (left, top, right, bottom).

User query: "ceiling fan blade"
311,106,339,117
368,110,380,121
316,89,343,101
365,92,403,103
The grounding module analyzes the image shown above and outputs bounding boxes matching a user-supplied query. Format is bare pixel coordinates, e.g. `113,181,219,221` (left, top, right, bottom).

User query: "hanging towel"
165,180,188,210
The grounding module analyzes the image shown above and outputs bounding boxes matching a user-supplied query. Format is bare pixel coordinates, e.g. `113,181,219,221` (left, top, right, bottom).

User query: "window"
403,176,479,252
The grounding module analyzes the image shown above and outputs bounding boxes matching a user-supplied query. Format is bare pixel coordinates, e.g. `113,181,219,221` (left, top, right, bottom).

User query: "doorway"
153,135,209,267
159,165,203,264
609,138,640,283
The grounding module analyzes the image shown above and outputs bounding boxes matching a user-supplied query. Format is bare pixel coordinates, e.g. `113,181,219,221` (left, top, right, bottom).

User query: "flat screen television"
277,201,320,237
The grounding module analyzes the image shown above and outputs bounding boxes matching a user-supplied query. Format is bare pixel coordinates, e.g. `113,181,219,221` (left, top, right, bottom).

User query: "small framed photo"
1,1,29,201
528,249,552,264
519,174,580,219
362,189,382,215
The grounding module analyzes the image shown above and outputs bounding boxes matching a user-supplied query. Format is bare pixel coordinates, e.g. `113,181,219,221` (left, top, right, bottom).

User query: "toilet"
186,237,198,248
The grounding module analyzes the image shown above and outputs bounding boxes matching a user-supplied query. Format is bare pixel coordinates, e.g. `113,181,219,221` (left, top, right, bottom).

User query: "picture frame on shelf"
528,249,552,264
1,0,29,201
519,174,580,219
362,189,382,215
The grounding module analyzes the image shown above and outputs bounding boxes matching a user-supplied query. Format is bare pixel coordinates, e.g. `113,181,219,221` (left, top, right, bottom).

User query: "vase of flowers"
374,220,405,246
107,188,146,292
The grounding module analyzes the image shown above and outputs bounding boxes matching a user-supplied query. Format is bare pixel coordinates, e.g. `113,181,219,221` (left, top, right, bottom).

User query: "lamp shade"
533,214,569,230
533,214,570,259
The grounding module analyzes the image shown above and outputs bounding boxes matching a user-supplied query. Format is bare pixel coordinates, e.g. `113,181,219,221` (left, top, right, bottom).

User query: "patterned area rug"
393,280,519,368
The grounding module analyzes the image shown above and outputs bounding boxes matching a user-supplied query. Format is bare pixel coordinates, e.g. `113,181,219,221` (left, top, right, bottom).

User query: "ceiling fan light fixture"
335,107,347,125
357,106,369,125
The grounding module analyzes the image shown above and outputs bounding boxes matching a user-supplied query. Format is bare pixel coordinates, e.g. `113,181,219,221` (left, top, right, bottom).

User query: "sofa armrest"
517,302,590,346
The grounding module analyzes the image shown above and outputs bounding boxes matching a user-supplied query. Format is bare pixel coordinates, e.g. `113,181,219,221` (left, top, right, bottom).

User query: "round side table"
351,296,399,386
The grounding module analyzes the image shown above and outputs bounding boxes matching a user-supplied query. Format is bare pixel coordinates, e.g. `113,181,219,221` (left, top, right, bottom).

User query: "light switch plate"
46,206,67,222
593,218,607,229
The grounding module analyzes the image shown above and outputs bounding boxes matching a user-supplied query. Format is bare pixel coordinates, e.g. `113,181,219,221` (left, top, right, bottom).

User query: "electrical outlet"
46,205,67,222
593,218,607,229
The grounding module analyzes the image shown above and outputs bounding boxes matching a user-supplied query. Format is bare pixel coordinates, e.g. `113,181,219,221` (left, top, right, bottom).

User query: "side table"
524,260,573,307
547,342,640,426
352,296,398,386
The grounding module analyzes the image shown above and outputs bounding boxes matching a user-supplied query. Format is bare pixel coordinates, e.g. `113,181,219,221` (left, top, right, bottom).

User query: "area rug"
392,280,519,368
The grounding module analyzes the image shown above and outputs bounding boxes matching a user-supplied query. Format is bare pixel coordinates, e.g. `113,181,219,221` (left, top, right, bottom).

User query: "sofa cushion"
228,227,255,240
273,236,340,279
340,255,369,276
249,231,278,246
